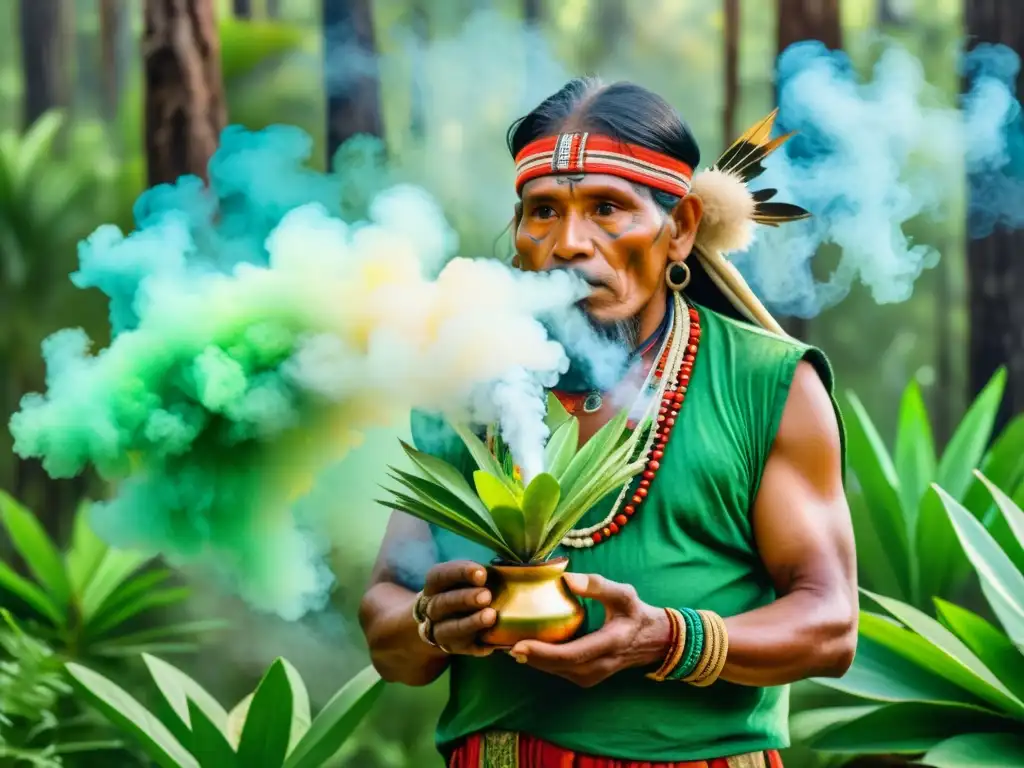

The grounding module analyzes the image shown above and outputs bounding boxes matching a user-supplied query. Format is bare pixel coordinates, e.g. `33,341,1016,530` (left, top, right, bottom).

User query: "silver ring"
412,591,431,623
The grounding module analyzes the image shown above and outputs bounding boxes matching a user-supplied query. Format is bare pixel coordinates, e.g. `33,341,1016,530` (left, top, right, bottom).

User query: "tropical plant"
845,368,1024,611
792,471,1024,767
0,491,222,661
66,654,385,768
381,395,646,564
0,611,122,767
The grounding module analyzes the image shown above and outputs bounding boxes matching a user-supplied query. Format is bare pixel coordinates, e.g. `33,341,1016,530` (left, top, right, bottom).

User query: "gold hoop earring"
666,262,691,292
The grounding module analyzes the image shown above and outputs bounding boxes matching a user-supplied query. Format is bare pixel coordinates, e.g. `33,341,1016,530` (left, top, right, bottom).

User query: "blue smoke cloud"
734,40,1024,318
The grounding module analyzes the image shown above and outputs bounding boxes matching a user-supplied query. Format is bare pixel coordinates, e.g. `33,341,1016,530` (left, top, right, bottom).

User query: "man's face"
514,173,683,324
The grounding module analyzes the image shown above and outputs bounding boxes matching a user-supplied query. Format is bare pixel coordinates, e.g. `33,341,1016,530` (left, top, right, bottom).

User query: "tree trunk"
233,0,252,19
323,0,384,166
99,0,127,124
965,2,1024,434
143,0,227,187
524,0,543,23
409,1,428,139
775,0,842,341
18,0,69,128
965,0,1024,433
723,0,740,142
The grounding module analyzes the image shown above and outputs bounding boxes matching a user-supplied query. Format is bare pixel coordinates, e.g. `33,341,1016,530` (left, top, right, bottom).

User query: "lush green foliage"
845,368,1024,611
793,473,1024,767
0,491,222,660
382,395,645,563
67,655,384,768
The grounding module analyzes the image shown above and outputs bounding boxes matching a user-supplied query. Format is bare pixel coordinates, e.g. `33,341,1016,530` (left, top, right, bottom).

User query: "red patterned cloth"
448,731,784,768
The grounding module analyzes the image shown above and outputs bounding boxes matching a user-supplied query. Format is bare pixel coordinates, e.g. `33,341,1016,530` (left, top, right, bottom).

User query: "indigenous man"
359,79,857,768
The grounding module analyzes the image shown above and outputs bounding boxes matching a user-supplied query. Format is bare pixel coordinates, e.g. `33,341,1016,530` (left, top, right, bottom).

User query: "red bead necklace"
560,299,702,548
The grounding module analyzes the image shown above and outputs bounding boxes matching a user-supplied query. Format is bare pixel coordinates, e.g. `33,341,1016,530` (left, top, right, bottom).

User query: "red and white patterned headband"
514,132,694,198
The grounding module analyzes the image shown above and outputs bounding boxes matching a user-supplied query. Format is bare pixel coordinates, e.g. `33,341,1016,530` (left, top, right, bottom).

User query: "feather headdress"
690,110,811,336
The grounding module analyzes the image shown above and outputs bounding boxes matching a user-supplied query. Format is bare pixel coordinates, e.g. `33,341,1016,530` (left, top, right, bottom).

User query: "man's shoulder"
697,304,836,397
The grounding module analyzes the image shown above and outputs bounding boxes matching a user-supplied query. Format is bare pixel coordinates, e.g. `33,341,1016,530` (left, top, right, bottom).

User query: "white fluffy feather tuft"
690,168,756,254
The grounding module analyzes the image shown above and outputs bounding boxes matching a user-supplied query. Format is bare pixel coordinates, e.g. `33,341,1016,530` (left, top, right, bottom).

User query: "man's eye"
595,202,617,216
532,206,556,219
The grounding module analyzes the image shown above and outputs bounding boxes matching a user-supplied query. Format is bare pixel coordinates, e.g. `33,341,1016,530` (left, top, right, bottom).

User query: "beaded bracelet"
647,607,729,687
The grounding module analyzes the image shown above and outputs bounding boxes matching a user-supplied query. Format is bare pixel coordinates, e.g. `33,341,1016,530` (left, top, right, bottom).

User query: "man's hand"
508,573,670,687
421,560,497,657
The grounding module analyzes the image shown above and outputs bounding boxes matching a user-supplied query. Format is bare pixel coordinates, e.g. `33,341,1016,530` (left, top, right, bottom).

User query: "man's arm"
358,512,451,686
719,360,858,686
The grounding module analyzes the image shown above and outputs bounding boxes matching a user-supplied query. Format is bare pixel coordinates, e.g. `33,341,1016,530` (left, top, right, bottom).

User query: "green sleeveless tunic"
410,303,844,762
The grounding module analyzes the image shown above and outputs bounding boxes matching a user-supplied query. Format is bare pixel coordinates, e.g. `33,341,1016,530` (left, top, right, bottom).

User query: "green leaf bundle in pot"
380,395,646,647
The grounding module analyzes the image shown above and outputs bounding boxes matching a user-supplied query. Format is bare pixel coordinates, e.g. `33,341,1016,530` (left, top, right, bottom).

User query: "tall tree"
323,0,384,166
964,0,1024,435
723,0,740,142
18,0,69,128
775,0,842,341
143,0,227,186
233,0,253,19
98,0,127,124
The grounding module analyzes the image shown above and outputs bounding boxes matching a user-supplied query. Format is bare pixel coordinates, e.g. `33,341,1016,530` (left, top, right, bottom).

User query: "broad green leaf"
936,486,1024,650
382,480,514,557
284,665,384,768
856,612,1004,714
279,659,311,753
93,620,226,650
934,599,1024,703
379,493,518,561
451,424,518,492
936,368,1006,499
66,662,198,768
87,587,191,640
843,394,909,593
486,506,528,560
521,473,561,558
977,470,1024,553
813,632,982,705
12,111,65,186
87,569,176,634
65,501,108,596
865,589,1024,717
0,560,63,625
0,491,71,611
789,705,879,745
894,381,936,518
802,700,1011,754
226,694,253,750
537,458,644,560
187,699,238,768
473,471,521,511
916,488,969,610
399,441,499,534
544,392,572,433
236,659,293,768
556,409,630,499
962,415,1024,521
143,654,228,733
848,490,905,600
923,732,1024,768
543,418,579,482
390,467,500,538
81,548,151,620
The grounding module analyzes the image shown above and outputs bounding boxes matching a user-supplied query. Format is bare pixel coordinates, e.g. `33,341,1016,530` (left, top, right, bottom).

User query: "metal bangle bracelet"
412,591,431,623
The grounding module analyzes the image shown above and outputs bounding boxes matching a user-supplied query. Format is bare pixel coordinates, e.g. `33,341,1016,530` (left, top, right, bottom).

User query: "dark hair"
506,79,748,323
506,78,700,170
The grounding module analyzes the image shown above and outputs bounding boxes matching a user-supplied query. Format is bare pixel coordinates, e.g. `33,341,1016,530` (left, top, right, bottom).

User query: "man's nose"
552,213,594,262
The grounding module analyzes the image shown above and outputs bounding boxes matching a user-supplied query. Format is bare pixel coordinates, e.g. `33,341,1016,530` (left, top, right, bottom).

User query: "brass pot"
478,557,585,648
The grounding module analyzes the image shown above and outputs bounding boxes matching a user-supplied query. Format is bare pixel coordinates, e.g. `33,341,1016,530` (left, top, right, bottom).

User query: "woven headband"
514,133,694,198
